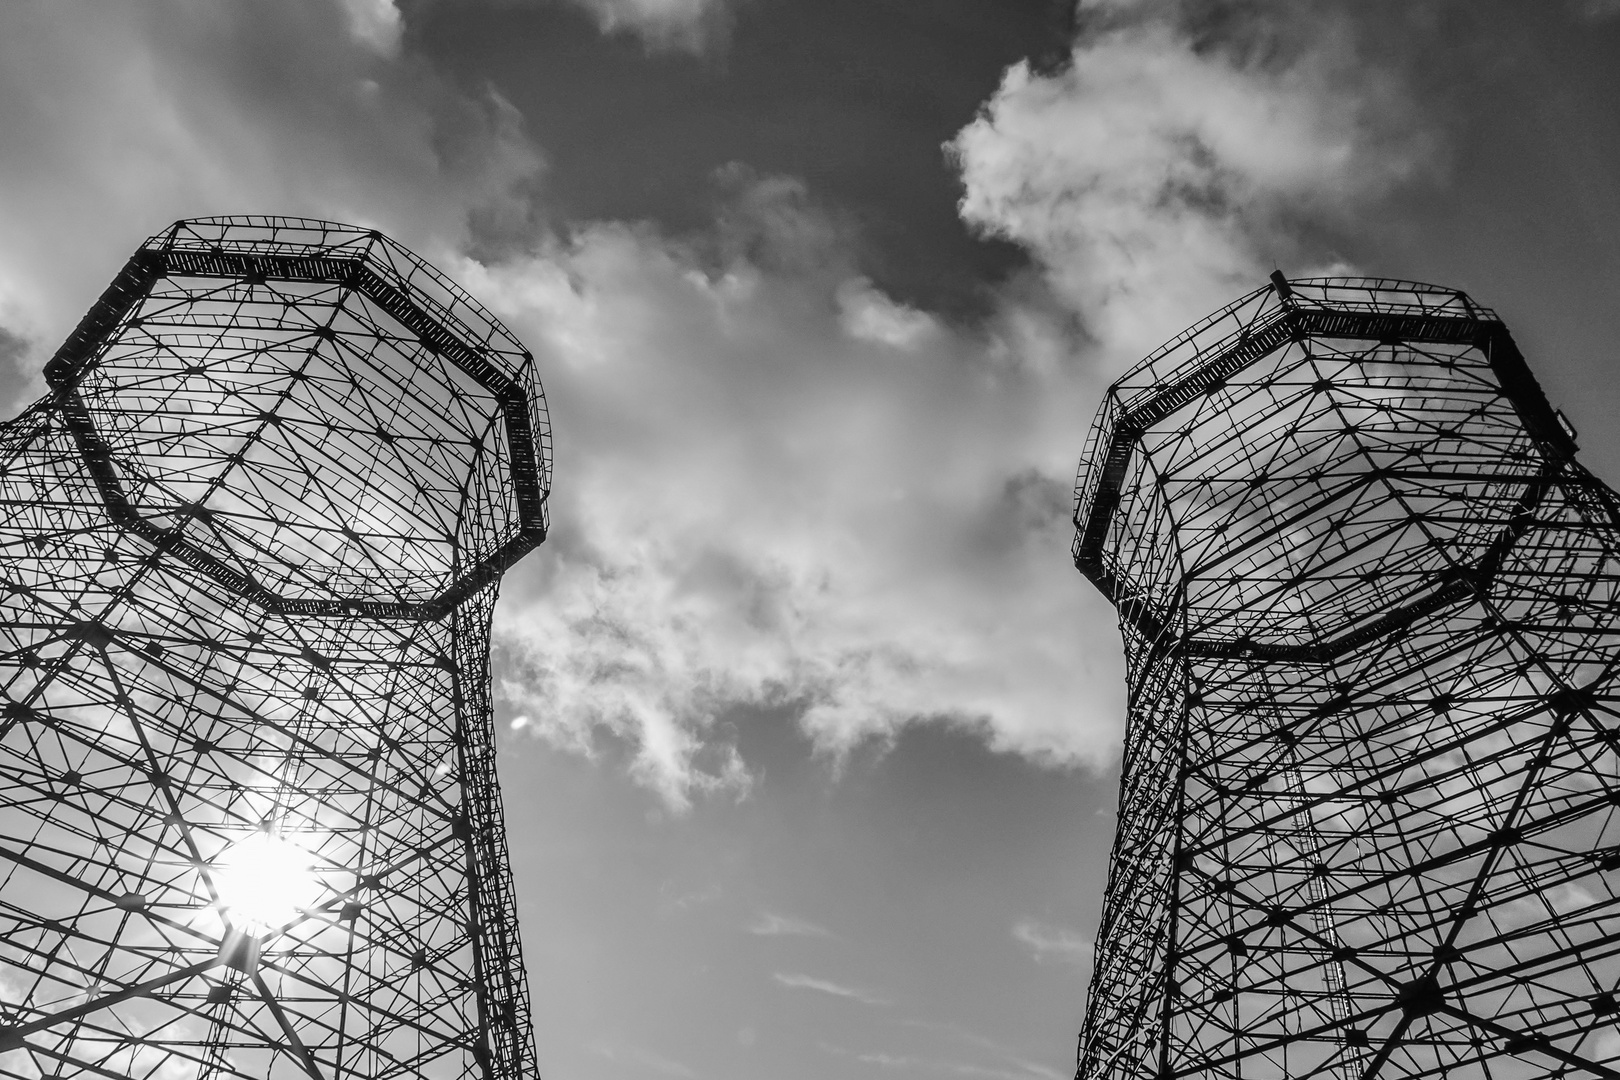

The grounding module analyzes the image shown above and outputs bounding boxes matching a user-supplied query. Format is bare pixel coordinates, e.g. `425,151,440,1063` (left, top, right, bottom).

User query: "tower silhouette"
0,218,548,1079
1073,277,1620,1080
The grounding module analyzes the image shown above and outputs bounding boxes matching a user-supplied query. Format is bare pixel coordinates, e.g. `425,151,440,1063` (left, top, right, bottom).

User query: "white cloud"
837,277,938,350
476,0,1435,810
557,0,736,54
949,4,1428,363
1012,918,1092,965
468,204,1123,810
338,0,403,56
749,911,834,938
773,971,890,1007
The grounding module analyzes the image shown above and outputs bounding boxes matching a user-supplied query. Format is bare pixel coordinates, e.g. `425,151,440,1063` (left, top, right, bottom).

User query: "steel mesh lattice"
1073,277,1620,1080
0,217,548,1080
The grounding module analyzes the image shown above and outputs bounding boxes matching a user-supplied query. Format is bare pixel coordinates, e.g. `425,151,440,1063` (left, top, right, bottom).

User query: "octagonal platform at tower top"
1072,275,1578,662
45,216,552,620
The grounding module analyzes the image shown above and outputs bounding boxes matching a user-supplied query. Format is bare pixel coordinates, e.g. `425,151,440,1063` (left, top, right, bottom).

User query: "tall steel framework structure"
0,218,549,1080
1073,277,1620,1080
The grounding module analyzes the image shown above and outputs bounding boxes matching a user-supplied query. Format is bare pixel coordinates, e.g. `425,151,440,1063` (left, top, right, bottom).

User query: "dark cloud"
411,0,1074,317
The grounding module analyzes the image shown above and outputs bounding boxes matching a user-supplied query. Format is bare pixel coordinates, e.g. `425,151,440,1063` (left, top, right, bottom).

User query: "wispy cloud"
898,1019,1069,1080
856,1053,1059,1080
749,911,834,938
1012,919,1092,966
589,1041,698,1078
1574,0,1620,21
553,0,737,53
828,1037,1065,1080
657,881,723,916
773,971,890,1007
1003,1058,1068,1080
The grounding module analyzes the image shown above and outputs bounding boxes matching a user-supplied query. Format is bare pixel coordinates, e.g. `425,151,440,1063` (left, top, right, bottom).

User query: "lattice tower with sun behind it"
1073,276,1620,1080
0,217,550,1080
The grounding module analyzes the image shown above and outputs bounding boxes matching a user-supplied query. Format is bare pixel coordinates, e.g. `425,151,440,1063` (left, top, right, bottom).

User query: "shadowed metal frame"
0,217,548,1080
1073,276,1620,1080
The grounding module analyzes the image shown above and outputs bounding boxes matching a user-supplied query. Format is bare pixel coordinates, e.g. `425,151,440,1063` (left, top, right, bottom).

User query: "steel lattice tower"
0,218,549,1079
1073,277,1620,1080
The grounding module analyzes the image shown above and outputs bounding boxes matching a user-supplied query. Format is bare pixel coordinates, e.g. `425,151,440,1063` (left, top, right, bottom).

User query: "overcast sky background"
2,2,1619,1078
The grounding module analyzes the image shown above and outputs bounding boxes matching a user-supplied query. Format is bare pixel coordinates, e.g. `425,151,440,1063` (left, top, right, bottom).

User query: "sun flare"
212,832,322,931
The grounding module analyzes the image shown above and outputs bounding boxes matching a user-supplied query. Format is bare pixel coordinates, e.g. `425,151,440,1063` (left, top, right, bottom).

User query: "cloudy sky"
2,1,1619,1077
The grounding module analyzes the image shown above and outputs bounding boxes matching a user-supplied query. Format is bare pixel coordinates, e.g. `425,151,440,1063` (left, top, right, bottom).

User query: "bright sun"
213,832,323,931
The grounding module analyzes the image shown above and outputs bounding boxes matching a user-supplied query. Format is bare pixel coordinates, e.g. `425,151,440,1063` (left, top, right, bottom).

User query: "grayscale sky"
2,2,1618,1077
